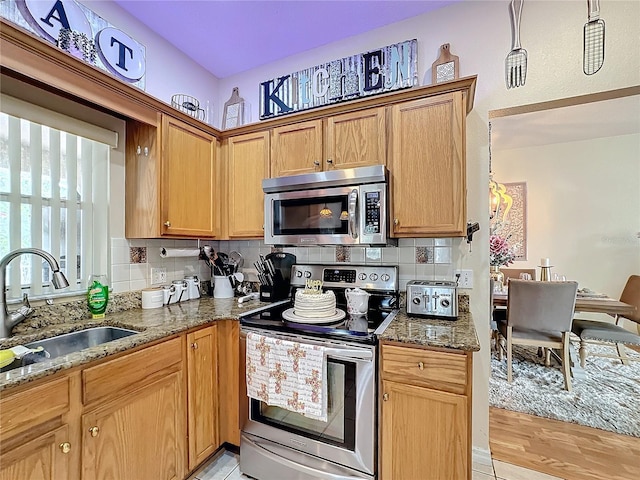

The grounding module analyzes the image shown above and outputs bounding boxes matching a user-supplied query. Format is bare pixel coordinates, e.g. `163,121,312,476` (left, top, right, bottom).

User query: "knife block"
259,282,290,302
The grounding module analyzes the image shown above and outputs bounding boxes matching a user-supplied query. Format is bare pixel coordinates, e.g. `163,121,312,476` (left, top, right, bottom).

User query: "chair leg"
544,348,551,367
562,333,572,392
616,342,629,365
579,340,587,368
506,327,513,383
498,335,505,361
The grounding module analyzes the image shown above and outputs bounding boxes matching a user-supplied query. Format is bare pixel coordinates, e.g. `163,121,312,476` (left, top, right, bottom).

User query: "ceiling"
491,94,640,151
112,0,458,78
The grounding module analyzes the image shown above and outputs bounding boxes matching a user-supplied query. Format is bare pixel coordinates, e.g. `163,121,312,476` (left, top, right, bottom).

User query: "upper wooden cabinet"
226,131,270,238
125,114,221,239
270,107,387,178
388,91,466,237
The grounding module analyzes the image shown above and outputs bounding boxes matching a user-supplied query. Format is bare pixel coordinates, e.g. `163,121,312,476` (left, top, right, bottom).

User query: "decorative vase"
490,266,504,291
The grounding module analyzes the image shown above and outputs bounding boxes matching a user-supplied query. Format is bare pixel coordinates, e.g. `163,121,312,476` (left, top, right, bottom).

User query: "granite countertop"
1,294,480,392
378,311,480,352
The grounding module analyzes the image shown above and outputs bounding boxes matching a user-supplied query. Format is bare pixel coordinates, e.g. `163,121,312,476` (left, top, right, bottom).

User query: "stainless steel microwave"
263,165,394,246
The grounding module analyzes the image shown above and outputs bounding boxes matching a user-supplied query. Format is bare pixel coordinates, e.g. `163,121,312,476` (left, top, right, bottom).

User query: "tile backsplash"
112,237,461,293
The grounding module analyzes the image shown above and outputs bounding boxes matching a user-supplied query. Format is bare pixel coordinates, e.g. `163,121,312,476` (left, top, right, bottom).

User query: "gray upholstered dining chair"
496,279,578,391
571,275,640,368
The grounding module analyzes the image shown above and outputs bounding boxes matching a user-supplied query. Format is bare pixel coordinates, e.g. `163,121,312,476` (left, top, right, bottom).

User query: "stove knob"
304,271,312,278
296,271,303,278
412,297,421,305
369,273,378,281
441,298,450,308
359,273,367,280
381,273,390,282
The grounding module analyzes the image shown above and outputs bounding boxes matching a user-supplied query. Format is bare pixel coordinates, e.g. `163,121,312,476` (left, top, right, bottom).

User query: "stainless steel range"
239,264,399,480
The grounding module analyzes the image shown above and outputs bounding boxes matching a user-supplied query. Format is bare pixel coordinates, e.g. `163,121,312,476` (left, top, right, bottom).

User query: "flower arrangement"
489,234,516,267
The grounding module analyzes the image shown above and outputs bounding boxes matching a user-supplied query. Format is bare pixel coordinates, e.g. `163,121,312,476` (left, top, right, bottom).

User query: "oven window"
250,358,356,450
273,195,348,235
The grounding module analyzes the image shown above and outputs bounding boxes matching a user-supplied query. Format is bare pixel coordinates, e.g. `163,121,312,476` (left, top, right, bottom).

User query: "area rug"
489,343,640,437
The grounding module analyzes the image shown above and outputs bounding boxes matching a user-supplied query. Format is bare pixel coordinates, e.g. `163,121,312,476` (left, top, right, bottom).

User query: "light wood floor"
490,407,640,480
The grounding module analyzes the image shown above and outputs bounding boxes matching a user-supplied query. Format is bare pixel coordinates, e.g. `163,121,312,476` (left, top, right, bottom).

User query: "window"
0,95,113,300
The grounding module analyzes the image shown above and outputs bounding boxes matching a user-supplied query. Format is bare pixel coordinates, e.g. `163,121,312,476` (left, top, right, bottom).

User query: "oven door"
241,330,376,477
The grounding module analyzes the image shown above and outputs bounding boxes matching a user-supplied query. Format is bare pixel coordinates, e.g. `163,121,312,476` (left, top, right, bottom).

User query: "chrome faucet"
0,248,69,339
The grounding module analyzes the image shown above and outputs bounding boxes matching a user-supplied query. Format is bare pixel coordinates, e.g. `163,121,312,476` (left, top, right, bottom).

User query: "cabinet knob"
418,361,424,370
59,442,71,454
89,426,99,437
326,158,333,165
313,160,320,167
394,218,399,226
383,393,389,401
191,342,198,349
136,145,149,157
164,221,171,227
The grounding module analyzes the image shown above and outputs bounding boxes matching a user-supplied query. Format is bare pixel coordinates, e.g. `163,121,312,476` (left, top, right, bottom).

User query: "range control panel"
291,264,398,292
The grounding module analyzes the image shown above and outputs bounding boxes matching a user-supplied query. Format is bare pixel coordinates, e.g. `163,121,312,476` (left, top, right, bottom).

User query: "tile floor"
189,450,566,480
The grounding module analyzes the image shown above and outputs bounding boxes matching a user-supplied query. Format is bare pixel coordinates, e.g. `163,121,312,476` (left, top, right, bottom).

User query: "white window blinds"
0,96,112,300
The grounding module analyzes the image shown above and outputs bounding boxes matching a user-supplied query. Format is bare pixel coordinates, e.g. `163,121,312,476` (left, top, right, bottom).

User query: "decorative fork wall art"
505,0,527,89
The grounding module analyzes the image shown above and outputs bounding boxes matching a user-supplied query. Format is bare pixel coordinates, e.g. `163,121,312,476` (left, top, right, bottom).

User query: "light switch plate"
150,267,167,285
455,269,473,289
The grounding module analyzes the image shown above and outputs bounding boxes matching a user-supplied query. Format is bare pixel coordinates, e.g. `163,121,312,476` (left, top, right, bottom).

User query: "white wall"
217,0,640,456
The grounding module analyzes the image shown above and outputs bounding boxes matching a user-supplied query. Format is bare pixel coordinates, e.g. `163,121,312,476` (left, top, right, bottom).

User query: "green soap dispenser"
87,274,109,318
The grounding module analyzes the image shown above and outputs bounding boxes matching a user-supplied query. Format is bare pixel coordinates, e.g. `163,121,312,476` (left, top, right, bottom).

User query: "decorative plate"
282,308,346,324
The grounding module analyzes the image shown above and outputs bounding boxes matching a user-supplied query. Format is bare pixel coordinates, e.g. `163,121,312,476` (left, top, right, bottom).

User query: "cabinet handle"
394,218,399,226
418,361,424,370
59,442,71,454
164,221,171,227
191,342,198,349
313,160,320,167
383,393,389,401
89,426,99,437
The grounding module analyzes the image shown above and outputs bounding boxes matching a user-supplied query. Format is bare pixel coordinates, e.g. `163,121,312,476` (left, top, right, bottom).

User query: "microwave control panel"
364,191,381,234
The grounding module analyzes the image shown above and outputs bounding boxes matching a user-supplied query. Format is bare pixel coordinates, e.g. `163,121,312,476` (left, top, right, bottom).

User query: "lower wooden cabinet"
0,425,71,480
82,372,185,480
187,325,219,469
379,342,472,480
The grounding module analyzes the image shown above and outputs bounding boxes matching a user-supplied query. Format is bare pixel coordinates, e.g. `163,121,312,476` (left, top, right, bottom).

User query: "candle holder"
540,266,552,281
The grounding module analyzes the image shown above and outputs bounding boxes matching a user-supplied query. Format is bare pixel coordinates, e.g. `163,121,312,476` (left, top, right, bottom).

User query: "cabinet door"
0,425,71,480
187,325,219,470
227,131,270,237
380,380,469,480
271,119,323,177
325,107,386,170
389,92,466,236
161,114,219,237
218,319,241,446
82,373,186,480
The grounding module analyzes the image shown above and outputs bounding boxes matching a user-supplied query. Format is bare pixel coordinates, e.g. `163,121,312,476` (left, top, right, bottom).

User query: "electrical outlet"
455,269,473,289
150,267,167,285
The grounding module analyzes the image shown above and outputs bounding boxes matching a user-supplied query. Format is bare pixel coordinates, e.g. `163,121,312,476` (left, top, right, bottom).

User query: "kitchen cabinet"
0,375,76,480
218,319,242,446
379,342,472,480
81,337,186,480
388,91,467,237
226,131,270,238
125,114,221,238
270,107,386,178
187,325,219,469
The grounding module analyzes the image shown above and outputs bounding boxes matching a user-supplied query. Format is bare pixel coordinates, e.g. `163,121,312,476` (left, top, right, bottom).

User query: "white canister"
184,275,201,300
213,275,234,299
161,284,176,305
171,279,188,303
141,287,164,309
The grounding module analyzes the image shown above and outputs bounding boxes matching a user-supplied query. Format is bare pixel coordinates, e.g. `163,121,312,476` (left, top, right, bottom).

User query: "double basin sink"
1,326,139,373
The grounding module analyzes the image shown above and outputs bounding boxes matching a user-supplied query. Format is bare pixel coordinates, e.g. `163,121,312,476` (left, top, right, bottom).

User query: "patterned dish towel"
246,332,328,422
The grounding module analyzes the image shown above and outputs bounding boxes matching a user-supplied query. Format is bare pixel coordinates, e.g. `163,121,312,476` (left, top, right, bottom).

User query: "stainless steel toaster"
406,280,458,319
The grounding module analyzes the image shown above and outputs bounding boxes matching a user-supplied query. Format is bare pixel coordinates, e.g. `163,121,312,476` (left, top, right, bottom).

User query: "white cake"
294,289,336,318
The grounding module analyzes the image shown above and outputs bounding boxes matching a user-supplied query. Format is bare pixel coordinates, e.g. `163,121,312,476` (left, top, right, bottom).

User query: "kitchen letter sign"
260,39,417,120
1,0,146,88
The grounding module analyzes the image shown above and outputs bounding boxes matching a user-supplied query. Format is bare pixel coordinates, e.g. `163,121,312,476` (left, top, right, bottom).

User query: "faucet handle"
22,293,31,308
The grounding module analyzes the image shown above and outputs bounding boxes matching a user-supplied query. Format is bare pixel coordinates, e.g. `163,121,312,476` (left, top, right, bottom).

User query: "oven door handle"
324,348,372,360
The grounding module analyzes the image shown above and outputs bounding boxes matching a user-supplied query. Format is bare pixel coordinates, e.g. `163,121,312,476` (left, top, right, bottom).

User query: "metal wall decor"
259,39,418,120
583,0,605,75
222,87,246,129
431,43,459,84
505,0,527,89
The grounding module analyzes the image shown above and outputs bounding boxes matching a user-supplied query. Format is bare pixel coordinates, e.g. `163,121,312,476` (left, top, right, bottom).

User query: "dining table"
492,292,637,318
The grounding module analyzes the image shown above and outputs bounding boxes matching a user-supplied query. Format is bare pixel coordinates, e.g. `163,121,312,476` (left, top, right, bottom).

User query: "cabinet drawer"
0,376,70,440
381,344,468,394
82,337,182,406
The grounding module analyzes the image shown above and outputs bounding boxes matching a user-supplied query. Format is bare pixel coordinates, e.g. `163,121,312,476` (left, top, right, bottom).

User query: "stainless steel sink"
1,326,139,372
